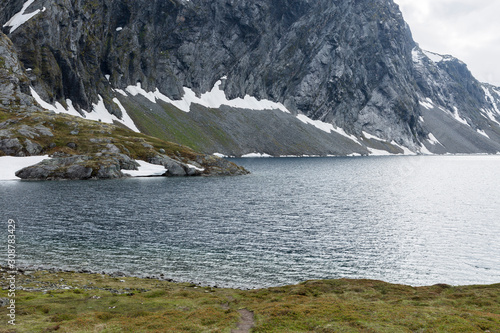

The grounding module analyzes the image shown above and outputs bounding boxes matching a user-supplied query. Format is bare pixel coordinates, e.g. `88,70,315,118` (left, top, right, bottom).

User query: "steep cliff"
1,0,500,156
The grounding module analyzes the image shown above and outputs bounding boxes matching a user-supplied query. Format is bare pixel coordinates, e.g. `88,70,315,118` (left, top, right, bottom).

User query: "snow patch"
368,148,393,156
362,131,383,141
411,47,423,64
477,129,490,139
419,100,434,110
427,133,441,146
30,87,81,117
296,114,361,144
3,0,45,33
112,98,140,132
297,114,334,133
187,164,205,172
419,144,433,155
123,160,167,177
452,107,469,126
114,89,128,97
481,108,500,126
0,155,50,181
30,87,139,132
124,80,290,114
390,141,416,155
482,86,500,115
213,153,228,158
422,50,444,63
241,153,273,158
116,27,123,31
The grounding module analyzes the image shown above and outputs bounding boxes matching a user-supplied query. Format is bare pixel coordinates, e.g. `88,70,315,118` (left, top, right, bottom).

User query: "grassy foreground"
0,270,499,332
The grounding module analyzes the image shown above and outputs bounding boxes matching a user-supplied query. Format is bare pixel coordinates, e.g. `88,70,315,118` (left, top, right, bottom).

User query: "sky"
393,0,500,86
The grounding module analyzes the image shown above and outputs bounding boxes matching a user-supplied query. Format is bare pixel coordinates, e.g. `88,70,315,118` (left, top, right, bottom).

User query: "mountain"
1,0,500,157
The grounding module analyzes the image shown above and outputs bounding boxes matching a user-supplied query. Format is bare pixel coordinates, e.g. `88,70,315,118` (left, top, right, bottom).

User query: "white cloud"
394,0,500,86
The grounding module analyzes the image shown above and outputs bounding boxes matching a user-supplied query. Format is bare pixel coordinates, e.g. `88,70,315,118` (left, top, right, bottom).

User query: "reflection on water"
1,155,500,288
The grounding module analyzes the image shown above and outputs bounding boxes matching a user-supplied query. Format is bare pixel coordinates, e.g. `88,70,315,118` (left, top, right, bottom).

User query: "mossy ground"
0,270,499,332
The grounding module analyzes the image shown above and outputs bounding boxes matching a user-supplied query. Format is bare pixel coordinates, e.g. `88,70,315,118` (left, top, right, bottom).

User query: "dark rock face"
1,0,500,155
0,31,38,111
1,0,422,147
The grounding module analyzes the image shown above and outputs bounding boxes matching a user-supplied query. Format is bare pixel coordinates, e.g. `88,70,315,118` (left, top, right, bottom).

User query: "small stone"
67,142,77,149
25,139,43,155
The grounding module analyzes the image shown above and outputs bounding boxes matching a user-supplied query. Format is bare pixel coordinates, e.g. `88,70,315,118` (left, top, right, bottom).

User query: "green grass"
119,98,238,153
0,270,499,332
0,105,200,162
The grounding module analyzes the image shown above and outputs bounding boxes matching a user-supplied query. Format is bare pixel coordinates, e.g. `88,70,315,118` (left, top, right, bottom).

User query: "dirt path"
231,309,255,333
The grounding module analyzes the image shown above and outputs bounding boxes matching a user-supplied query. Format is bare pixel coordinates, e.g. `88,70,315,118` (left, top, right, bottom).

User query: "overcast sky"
393,0,500,86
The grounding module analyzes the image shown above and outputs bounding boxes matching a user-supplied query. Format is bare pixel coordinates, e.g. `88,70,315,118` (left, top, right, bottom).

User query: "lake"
1,155,500,289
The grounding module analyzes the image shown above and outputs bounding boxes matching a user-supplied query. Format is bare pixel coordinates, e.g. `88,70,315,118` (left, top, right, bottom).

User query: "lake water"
1,156,500,289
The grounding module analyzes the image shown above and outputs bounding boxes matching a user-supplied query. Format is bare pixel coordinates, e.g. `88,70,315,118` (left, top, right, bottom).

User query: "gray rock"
200,155,249,176
148,155,187,177
186,165,203,176
15,159,58,179
34,125,54,137
0,138,23,155
103,143,121,154
89,138,112,143
0,298,10,307
14,152,146,180
116,154,140,170
25,139,43,155
17,125,38,139
65,164,93,179
97,165,123,179
66,142,77,150
0,129,12,138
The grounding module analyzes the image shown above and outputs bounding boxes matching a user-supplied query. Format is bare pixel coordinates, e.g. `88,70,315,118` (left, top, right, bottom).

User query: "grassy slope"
0,106,199,160
118,98,236,154
0,270,499,332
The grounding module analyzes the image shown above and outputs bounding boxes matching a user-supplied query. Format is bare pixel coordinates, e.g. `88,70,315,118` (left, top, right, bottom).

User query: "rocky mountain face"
1,0,500,156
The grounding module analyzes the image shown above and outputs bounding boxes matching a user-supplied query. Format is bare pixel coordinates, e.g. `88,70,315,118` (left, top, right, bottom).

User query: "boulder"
103,143,121,154
97,165,123,179
66,142,77,150
14,154,133,180
25,139,43,155
148,154,187,177
0,138,23,155
65,164,94,179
